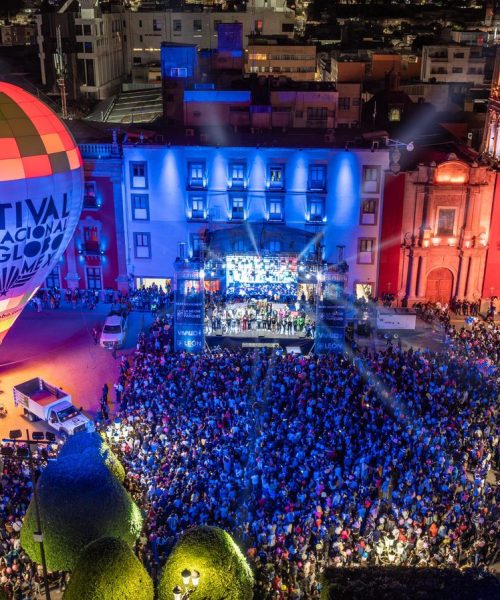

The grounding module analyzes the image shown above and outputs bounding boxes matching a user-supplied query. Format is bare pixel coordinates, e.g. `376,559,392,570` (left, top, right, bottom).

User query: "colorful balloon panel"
0,83,83,343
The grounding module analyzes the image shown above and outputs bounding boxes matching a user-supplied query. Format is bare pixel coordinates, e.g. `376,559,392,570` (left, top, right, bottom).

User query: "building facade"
421,45,485,84
50,142,128,293
121,142,389,297
244,36,317,81
379,156,495,304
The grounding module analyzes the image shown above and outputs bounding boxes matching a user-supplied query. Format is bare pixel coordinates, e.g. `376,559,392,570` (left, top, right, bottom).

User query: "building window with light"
308,164,327,191
131,194,149,220
134,232,151,259
189,196,205,220
83,182,98,209
83,226,99,254
388,107,401,122
308,197,325,222
357,238,375,264
437,208,456,236
230,196,245,220
268,164,285,189
360,198,377,225
362,166,380,193
191,234,203,258
130,162,147,189
86,267,102,290
229,162,246,189
188,161,206,189
268,197,283,221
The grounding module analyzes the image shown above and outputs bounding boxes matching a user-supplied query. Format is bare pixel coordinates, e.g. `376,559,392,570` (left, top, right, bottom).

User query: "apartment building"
421,45,485,84
244,35,316,82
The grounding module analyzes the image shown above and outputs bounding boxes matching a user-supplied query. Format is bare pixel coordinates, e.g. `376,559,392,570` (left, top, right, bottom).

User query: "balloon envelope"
0,82,83,343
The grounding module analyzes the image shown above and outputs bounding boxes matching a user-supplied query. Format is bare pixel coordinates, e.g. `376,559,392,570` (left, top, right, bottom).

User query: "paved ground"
0,302,153,440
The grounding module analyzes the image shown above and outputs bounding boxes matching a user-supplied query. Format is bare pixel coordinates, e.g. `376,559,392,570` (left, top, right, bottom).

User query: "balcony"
79,143,121,159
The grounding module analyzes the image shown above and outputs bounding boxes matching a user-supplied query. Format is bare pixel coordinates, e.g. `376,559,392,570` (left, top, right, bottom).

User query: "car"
100,315,127,349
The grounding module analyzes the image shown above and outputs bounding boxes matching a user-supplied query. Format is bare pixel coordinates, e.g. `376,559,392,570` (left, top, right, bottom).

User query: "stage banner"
174,261,205,353
315,272,346,354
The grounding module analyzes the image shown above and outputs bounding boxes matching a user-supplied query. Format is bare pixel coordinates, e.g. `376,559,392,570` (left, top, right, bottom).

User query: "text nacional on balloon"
0,82,83,344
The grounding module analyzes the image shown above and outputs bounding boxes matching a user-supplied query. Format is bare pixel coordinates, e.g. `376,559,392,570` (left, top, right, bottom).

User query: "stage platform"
206,332,314,353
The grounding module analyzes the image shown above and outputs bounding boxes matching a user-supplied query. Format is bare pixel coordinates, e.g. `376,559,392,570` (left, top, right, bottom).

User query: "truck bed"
31,389,58,406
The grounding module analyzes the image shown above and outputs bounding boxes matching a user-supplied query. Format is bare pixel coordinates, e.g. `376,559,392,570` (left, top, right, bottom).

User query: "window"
46,267,60,289
339,97,350,110
153,18,161,31
268,164,284,189
190,196,205,219
231,196,245,220
84,41,93,53
362,166,380,193
173,20,182,32
358,238,375,264
454,52,465,59
86,267,102,290
188,161,206,188
269,239,281,252
282,23,294,33
83,182,98,209
191,234,203,258
452,67,463,74
132,194,149,220
229,162,246,189
134,233,151,259
139,19,142,28
193,19,202,33
307,107,328,121
388,107,401,122
268,197,283,221
130,162,147,189
139,35,143,42
309,164,327,191
83,24,91,35
233,238,246,252
437,208,455,236
308,197,325,222
83,226,99,253
255,19,263,32
170,67,187,78
360,199,377,225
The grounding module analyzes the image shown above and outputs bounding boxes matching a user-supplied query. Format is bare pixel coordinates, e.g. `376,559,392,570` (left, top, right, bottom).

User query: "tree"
21,453,142,572
59,432,126,483
158,527,254,600
63,537,154,600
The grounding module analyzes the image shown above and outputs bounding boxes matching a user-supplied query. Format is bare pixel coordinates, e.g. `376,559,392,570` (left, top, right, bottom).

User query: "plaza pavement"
0,302,153,440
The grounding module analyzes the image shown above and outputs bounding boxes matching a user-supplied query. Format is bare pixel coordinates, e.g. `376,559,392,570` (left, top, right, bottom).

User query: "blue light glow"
184,91,251,103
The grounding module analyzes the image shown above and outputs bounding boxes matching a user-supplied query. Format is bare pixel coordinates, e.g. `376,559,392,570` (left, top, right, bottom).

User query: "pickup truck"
13,378,94,439
100,314,127,349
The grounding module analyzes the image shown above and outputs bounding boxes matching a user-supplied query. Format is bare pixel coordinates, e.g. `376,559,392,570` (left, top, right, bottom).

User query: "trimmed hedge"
59,432,126,483
158,526,254,600
321,566,500,600
63,537,154,600
20,453,142,572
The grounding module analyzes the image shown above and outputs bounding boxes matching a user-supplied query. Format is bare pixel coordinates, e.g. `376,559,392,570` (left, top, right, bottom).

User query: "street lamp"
173,569,200,599
1,429,56,600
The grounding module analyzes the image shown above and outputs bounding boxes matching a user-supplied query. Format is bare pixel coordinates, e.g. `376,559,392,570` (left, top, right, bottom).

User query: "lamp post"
172,569,200,600
1,429,56,600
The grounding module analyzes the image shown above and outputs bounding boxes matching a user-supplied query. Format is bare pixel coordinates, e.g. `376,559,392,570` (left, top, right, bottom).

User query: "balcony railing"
79,143,121,159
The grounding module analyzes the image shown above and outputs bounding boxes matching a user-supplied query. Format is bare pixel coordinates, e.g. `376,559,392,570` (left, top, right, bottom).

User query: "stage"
206,331,314,353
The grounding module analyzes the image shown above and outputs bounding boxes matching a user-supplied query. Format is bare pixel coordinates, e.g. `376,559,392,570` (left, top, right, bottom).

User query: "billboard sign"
174,262,204,353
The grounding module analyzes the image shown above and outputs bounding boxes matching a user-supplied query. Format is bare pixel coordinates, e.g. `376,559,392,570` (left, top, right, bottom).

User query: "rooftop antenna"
54,25,68,119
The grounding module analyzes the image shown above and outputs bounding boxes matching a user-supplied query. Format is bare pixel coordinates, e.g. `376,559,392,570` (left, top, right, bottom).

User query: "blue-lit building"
122,134,390,298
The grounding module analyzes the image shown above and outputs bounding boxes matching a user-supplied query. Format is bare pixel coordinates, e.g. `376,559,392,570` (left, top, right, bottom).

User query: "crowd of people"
1,287,498,599
99,317,499,599
204,300,316,338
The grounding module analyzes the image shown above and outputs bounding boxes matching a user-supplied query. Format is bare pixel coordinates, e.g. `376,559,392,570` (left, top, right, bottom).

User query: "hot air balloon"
0,82,83,344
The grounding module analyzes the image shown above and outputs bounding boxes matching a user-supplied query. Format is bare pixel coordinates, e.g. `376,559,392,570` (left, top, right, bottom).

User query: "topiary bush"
158,526,254,600
63,537,154,600
59,432,126,483
20,453,142,572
